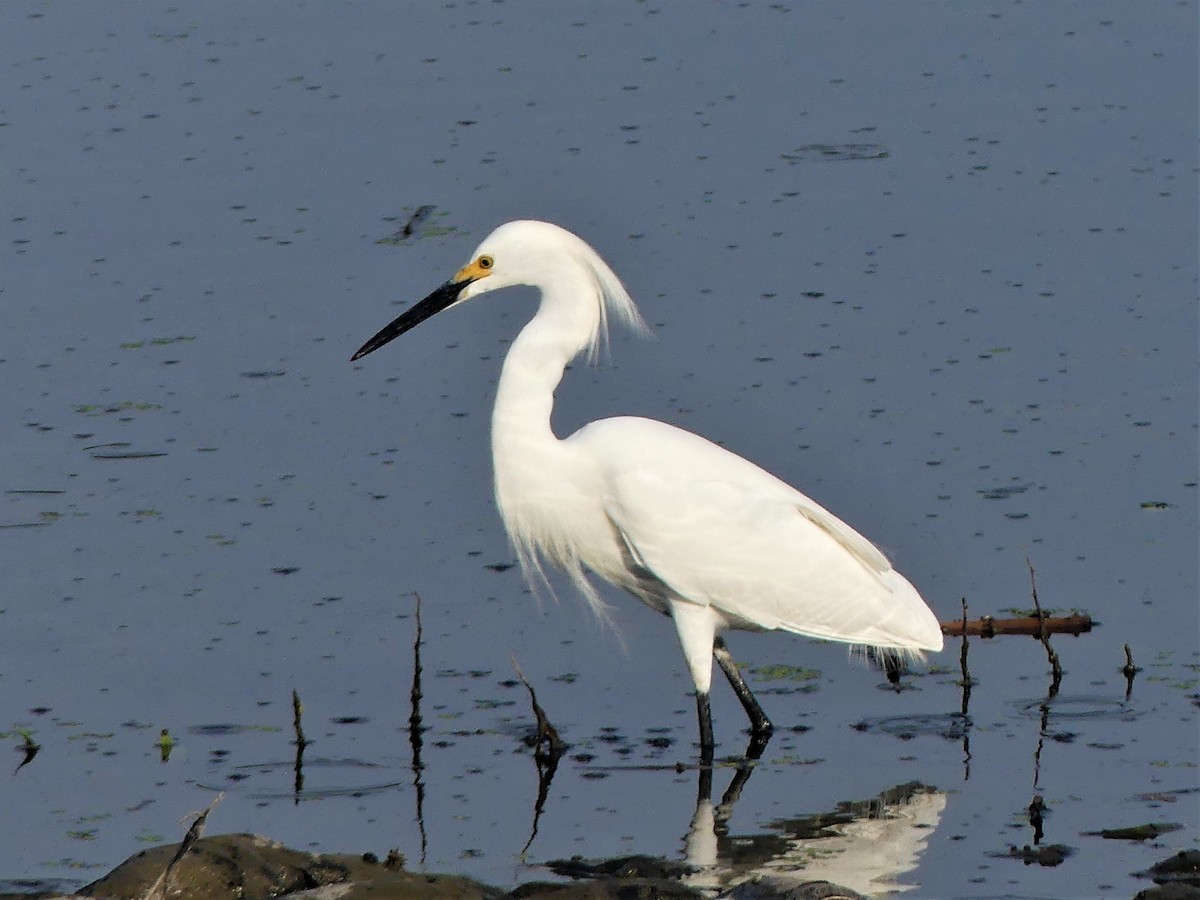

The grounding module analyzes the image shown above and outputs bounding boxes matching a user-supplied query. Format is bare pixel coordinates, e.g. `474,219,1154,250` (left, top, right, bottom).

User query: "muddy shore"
5,832,1197,900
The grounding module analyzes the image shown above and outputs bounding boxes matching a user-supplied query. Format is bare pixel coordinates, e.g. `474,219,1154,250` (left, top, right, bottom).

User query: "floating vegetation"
752,663,822,695
73,401,161,416
474,698,515,710
772,754,825,766
89,446,168,460
782,143,890,162
187,724,282,736
978,483,1032,500
751,663,821,682
1083,822,1183,841
377,205,459,244
120,336,195,349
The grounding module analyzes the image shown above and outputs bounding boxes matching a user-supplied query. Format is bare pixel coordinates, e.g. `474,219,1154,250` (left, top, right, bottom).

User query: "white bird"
352,220,943,752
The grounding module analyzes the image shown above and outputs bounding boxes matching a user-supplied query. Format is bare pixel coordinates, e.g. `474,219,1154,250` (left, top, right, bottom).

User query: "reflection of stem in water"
521,739,562,857
409,592,427,864
291,689,310,804
1033,702,1049,794
958,598,972,782
1025,561,1060,800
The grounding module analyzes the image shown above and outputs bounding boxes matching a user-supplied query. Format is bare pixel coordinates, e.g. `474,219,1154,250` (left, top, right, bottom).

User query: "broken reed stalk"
14,729,39,774
1027,559,1063,690
291,689,310,748
1121,643,1140,700
959,598,972,709
510,654,566,759
939,612,1093,638
411,592,424,734
291,689,309,802
138,793,223,900
1121,643,1140,679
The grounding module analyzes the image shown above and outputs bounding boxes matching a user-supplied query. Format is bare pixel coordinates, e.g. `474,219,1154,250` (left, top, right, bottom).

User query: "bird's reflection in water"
685,758,946,898
542,733,945,898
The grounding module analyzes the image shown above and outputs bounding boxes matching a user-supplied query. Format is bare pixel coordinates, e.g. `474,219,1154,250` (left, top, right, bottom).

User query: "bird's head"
351,220,647,363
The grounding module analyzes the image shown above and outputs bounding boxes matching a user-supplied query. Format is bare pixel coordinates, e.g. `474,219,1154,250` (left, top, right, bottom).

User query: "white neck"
491,277,599,453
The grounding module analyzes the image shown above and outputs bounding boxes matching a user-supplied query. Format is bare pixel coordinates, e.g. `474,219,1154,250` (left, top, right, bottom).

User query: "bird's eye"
478,255,493,270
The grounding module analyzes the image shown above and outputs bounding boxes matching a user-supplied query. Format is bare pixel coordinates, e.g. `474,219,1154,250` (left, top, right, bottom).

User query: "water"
1,2,1195,897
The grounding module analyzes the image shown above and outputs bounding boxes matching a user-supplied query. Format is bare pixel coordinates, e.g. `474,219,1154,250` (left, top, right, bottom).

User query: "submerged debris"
1084,822,1184,841
377,205,440,245
939,612,1093,637
992,843,1074,867
781,143,889,162
1135,849,1200,890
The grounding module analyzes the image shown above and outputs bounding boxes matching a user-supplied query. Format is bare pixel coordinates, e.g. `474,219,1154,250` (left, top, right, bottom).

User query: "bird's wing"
599,454,936,650
792,496,892,577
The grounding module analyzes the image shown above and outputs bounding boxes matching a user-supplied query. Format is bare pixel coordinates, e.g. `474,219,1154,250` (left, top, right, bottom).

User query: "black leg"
713,636,774,741
696,690,714,753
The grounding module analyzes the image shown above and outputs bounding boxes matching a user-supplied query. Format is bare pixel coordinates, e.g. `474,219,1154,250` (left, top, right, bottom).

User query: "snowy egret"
352,220,943,751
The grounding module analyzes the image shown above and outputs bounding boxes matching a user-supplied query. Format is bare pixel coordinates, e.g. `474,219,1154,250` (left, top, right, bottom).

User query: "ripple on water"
211,757,405,801
1012,694,1142,723
850,712,969,741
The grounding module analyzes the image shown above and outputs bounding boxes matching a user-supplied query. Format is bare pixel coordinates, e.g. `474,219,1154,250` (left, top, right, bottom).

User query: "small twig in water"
510,655,566,759
511,654,565,857
291,689,310,748
14,729,39,774
1121,643,1141,700
1026,559,1063,692
291,689,311,803
1028,794,1047,845
138,793,223,900
1121,644,1141,679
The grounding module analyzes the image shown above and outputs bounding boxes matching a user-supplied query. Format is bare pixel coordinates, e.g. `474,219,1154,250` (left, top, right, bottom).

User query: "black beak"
351,277,472,361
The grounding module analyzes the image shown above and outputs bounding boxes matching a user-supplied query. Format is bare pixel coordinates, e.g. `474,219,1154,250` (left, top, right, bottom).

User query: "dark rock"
78,833,501,900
